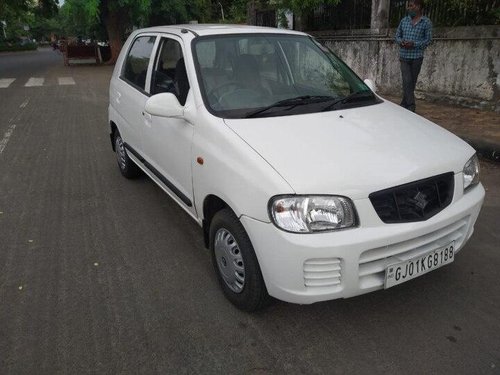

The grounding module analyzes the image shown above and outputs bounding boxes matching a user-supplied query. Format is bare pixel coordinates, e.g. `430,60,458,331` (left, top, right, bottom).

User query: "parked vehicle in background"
108,25,484,311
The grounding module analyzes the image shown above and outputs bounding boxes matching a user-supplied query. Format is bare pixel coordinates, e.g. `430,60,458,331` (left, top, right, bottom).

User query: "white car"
109,24,484,311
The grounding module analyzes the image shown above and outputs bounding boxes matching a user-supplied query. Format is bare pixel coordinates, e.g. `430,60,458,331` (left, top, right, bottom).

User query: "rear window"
122,36,156,91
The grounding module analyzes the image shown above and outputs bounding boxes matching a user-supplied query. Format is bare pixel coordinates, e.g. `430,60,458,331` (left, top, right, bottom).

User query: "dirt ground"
384,95,500,146
383,95,500,166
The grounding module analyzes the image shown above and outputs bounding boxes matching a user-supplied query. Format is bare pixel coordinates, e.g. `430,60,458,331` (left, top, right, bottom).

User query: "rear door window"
122,36,157,91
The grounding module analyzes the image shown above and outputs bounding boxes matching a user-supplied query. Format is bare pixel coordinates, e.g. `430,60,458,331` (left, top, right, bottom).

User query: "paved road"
1,48,499,374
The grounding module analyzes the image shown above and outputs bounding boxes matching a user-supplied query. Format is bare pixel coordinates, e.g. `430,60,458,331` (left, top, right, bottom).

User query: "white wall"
315,26,500,111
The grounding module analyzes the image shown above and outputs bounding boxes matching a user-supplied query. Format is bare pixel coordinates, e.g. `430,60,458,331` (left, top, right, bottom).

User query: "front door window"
151,38,190,105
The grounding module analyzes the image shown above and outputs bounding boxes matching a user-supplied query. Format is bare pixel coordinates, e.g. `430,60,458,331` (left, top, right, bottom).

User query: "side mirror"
364,79,376,93
145,93,183,118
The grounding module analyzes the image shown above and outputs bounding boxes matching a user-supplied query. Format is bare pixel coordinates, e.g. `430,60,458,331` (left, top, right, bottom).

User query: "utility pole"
218,2,225,21
371,0,390,30
247,0,256,25
1,21,7,39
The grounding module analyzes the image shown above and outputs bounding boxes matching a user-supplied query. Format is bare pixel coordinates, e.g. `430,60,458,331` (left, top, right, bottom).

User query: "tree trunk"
104,9,125,65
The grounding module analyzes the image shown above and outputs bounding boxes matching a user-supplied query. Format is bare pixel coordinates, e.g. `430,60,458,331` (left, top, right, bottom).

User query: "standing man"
395,0,432,112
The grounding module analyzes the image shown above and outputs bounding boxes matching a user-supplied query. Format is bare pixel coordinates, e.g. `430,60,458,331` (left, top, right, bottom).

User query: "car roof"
136,24,308,37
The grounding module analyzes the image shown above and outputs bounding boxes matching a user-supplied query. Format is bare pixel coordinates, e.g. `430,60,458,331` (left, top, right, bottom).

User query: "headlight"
269,195,357,233
463,154,480,191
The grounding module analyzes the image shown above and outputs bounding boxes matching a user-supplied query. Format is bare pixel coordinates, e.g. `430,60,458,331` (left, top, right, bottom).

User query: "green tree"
61,0,151,63
97,0,151,63
58,0,103,39
277,0,340,12
219,0,248,23
148,0,212,25
31,0,61,41
30,15,60,41
252,0,341,29
60,0,224,63
0,0,58,41
36,0,59,19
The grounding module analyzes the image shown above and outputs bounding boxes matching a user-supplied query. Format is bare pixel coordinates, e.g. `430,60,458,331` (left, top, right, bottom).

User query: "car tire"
113,130,141,179
210,208,271,312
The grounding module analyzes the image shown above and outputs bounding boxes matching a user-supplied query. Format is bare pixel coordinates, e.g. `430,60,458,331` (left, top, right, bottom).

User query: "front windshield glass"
193,34,379,119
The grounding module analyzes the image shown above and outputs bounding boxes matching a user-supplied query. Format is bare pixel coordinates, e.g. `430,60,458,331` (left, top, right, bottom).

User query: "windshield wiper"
321,90,375,112
245,95,335,118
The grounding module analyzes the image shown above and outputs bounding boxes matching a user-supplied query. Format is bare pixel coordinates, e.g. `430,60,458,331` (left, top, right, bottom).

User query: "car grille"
358,217,470,290
369,173,454,224
303,258,342,288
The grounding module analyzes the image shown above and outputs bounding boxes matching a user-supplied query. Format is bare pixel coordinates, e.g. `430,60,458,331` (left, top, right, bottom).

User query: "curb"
462,137,500,162
0,47,39,55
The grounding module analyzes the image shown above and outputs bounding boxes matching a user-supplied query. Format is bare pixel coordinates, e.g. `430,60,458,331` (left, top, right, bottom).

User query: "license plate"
384,241,455,289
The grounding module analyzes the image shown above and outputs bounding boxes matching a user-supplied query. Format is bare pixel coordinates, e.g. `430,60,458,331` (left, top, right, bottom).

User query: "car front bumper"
241,181,485,304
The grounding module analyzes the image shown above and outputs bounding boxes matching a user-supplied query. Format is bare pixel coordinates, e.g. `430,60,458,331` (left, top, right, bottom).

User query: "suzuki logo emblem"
413,191,428,210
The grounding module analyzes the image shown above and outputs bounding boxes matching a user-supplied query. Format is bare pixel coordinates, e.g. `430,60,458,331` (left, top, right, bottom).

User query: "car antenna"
181,28,199,37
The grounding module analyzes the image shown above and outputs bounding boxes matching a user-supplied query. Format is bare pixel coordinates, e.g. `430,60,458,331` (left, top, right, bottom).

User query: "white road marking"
2,77,78,88
58,77,75,85
19,98,30,108
0,78,15,88
25,77,44,87
0,124,17,155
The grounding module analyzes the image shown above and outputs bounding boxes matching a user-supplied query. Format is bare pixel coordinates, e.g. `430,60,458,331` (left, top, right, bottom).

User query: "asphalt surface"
1,48,499,374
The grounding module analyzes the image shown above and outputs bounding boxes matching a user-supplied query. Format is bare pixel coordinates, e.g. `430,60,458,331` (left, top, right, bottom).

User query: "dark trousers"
400,57,423,112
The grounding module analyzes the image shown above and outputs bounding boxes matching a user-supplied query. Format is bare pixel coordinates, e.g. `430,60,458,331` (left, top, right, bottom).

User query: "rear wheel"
113,130,141,179
210,208,271,311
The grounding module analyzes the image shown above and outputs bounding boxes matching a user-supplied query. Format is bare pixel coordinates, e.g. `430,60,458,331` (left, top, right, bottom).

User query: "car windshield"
193,34,379,119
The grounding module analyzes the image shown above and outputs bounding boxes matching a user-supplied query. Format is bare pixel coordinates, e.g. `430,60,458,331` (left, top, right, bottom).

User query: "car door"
113,34,158,155
143,35,195,214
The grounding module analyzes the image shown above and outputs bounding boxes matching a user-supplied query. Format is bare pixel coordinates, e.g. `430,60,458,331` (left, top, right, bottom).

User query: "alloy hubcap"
214,228,245,293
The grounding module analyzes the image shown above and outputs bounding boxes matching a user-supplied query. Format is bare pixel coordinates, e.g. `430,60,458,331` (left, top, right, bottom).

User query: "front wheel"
210,208,271,312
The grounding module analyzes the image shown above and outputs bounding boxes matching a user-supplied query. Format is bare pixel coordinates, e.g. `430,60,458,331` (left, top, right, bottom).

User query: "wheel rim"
115,135,127,170
214,228,245,293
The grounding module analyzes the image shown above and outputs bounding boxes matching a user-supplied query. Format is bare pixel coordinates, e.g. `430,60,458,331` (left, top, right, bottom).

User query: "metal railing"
390,0,500,27
255,0,498,30
305,0,372,31
256,10,277,27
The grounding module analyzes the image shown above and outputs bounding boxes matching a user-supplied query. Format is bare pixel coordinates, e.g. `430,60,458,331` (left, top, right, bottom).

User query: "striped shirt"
395,16,432,59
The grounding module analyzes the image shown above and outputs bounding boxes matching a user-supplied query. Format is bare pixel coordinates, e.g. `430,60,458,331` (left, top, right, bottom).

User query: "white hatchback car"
109,24,484,311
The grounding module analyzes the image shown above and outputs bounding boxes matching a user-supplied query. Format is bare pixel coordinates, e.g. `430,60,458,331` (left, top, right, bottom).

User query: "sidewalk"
384,95,500,162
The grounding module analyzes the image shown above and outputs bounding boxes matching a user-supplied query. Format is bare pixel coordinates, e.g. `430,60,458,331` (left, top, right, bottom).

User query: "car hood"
223,100,474,199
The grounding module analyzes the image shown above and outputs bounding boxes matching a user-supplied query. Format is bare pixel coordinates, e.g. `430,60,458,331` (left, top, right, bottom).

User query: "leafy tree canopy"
277,0,341,13
0,0,59,41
